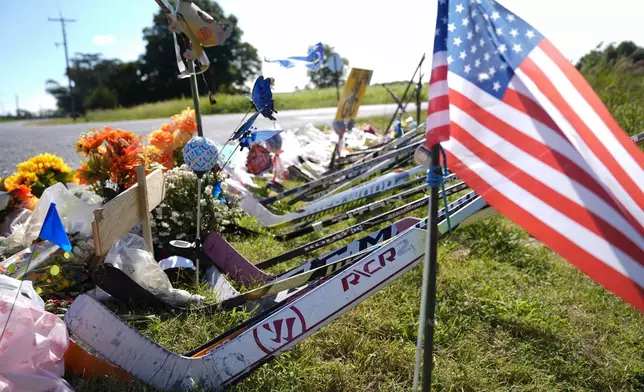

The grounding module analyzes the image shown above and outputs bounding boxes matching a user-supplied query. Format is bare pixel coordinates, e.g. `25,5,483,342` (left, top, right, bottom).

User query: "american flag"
427,0,644,310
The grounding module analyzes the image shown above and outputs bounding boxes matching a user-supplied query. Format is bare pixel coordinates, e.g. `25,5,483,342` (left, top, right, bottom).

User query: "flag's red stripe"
429,95,449,113
502,91,644,240
444,148,644,311
431,65,448,82
425,125,450,147
451,123,644,264
503,89,564,138
539,40,644,169
519,57,644,214
449,89,638,232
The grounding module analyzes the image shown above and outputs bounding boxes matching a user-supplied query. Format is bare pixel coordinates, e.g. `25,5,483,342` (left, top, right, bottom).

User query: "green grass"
67,212,644,391
33,82,426,126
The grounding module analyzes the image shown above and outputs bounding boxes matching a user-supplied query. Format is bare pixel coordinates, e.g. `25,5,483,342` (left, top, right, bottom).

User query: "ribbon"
272,150,287,182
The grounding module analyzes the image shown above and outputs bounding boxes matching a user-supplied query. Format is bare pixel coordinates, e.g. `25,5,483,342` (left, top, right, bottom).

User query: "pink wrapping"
0,291,73,392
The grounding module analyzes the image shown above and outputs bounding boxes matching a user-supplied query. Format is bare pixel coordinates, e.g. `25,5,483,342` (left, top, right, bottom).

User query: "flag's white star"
498,44,507,53
464,64,472,74
478,72,490,81
483,13,489,20
441,17,448,25
484,52,491,61
467,31,474,40
479,38,485,47
499,63,508,70
435,28,441,36
471,45,478,54
474,24,481,32
471,9,478,17
456,4,465,13
454,37,463,46
496,27,503,35
491,11,500,21
462,18,470,27
459,51,467,60
489,67,496,76
448,23,456,32
506,14,516,22
526,30,536,39
474,59,481,68
513,44,522,53
439,0,447,4
493,81,501,91
510,28,519,37
447,55,454,64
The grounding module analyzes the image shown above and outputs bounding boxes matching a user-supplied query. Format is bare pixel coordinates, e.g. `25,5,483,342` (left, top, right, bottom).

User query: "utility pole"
49,10,76,118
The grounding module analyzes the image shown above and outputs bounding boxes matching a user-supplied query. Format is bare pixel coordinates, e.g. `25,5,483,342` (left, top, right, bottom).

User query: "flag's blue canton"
435,0,544,99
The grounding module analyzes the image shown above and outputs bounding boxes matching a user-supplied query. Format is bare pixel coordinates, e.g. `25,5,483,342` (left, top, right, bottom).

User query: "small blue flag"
39,203,72,252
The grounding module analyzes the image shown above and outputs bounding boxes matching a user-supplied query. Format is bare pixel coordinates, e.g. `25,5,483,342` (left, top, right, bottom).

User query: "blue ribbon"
426,146,452,232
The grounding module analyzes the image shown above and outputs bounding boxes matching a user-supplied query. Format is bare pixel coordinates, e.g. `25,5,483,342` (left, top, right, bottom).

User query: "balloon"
183,136,219,172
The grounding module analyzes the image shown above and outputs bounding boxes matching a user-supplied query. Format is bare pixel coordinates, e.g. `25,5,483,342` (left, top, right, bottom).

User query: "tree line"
45,1,348,117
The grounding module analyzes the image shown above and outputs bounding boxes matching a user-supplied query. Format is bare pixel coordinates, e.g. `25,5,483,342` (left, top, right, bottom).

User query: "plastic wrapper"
0,209,31,238
0,275,74,392
104,234,204,306
4,183,101,249
0,236,94,298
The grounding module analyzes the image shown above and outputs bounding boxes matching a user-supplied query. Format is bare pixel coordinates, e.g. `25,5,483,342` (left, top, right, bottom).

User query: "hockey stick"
65,195,489,391
295,151,416,204
239,165,432,228
260,140,422,205
277,181,469,241
256,189,479,269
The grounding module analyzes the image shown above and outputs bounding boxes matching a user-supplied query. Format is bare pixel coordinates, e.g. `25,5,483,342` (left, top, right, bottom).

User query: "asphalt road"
0,102,427,176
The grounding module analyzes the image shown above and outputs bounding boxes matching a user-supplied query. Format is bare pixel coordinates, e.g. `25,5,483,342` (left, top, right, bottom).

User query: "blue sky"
1,0,643,114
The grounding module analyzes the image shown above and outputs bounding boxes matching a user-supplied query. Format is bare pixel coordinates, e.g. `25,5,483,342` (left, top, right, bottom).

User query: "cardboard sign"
334,68,373,122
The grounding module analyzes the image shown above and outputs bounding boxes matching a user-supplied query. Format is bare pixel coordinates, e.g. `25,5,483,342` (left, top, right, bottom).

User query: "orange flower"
11,184,34,202
75,128,106,155
173,129,193,149
24,196,39,211
74,165,89,185
159,151,175,170
160,122,174,134
171,107,198,134
148,129,175,152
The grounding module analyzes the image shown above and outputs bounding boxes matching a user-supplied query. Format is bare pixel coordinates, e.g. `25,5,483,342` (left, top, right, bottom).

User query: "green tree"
84,85,117,110
139,0,261,100
307,44,349,89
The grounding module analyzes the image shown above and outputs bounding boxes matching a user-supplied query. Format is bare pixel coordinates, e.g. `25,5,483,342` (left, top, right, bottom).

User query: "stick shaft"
188,61,204,138
421,144,441,391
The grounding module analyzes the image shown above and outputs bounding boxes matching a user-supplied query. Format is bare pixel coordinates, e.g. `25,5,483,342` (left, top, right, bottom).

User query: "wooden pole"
136,165,154,256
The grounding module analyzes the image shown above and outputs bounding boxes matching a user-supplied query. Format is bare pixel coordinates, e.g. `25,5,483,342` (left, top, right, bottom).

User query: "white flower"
171,211,180,219
161,222,170,229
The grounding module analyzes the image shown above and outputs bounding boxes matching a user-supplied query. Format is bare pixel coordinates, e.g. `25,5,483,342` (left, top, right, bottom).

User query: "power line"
48,10,76,117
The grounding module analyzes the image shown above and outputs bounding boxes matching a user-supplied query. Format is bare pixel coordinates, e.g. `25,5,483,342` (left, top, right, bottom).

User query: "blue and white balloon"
183,136,219,172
